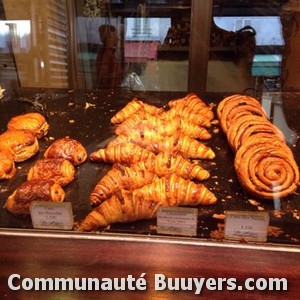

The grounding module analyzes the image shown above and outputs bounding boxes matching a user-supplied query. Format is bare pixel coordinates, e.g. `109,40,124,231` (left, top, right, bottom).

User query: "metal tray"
0,89,299,245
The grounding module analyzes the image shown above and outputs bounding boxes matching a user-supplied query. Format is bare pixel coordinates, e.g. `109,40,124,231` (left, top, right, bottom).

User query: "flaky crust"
0,129,39,162
7,112,49,139
44,136,87,166
4,179,65,214
27,158,75,186
0,148,16,180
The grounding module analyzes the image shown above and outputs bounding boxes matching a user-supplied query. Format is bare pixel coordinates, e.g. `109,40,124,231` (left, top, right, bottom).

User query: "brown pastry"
90,164,158,206
7,112,49,139
4,179,65,215
79,174,217,232
44,136,87,166
27,158,75,186
0,148,16,180
0,129,39,162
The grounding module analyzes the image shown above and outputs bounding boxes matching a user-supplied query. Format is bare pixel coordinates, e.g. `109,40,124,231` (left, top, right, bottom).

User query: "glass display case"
0,1,299,298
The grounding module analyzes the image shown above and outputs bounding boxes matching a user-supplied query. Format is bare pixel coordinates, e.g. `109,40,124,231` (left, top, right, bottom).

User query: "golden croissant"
90,164,158,206
44,136,87,166
89,143,156,164
27,158,75,186
0,148,16,180
108,133,215,159
0,129,39,162
7,112,49,139
131,151,210,181
4,179,65,215
79,174,217,231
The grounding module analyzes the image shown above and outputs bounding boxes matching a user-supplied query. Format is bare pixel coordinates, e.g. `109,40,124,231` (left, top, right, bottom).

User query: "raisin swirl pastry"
0,129,39,162
7,112,49,139
44,137,87,166
0,148,16,180
4,179,65,215
27,158,75,186
218,94,299,199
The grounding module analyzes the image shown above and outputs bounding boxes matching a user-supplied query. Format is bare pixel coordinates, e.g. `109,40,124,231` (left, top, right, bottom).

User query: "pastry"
4,179,65,215
0,129,39,162
0,148,16,180
27,158,75,186
7,112,49,139
79,174,217,231
44,136,87,166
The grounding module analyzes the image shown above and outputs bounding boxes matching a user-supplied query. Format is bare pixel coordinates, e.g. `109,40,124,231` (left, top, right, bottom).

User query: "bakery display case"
0,0,299,299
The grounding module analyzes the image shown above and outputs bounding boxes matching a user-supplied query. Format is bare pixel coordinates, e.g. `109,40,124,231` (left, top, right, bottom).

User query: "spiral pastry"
218,94,299,199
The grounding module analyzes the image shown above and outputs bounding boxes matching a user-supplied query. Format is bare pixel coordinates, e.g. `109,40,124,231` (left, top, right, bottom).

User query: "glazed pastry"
4,179,65,215
79,174,217,232
90,164,158,206
44,136,87,166
27,158,75,186
108,133,215,159
0,148,16,180
7,112,49,139
218,94,299,199
0,129,39,162
89,143,156,164
131,151,210,181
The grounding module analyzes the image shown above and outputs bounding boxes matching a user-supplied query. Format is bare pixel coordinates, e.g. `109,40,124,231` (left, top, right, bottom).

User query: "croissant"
131,151,210,181
0,129,39,162
108,133,215,159
44,136,87,166
79,174,217,231
4,179,65,215
90,164,158,206
7,112,49,139
0,148,16,180
116,117,211,140
89,143,156,164
27,158,75,186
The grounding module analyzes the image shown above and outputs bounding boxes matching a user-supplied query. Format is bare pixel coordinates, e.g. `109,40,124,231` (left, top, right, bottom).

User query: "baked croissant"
0,148,16,180
78,174,217,232
131,151,210,181
89,143,156,164
90,164,158,206
27,158,75,186
7,112,49,139
44,136,87,166
0,129,39,162
4,179,65,215
116,117,211,140
108,133,215,159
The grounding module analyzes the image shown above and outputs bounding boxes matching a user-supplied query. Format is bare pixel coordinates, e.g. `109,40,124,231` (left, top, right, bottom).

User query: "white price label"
30,202,74,230
224,210,269,242
157,207,198,237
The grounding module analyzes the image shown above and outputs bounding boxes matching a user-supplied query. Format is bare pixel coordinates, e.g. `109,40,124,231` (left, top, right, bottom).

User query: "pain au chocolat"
7,112,49,139
0,129,39,162
44,136,87,166
4,179,65,215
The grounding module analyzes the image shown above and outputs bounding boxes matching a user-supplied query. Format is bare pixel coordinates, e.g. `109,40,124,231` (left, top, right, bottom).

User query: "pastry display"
218,94,299,199
44,136,87,166
0,148,16,180
27,158,75,186
7,112,49,139
3,179,65,215
79,174,217,232
0,129,39,162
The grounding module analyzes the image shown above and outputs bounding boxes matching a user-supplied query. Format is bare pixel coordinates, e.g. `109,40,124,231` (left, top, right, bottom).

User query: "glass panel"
75,0,191,91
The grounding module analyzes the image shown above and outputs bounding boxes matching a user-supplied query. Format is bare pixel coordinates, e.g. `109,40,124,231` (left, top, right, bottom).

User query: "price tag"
157,207,198,237
224,210,269,242
30,202,74,230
